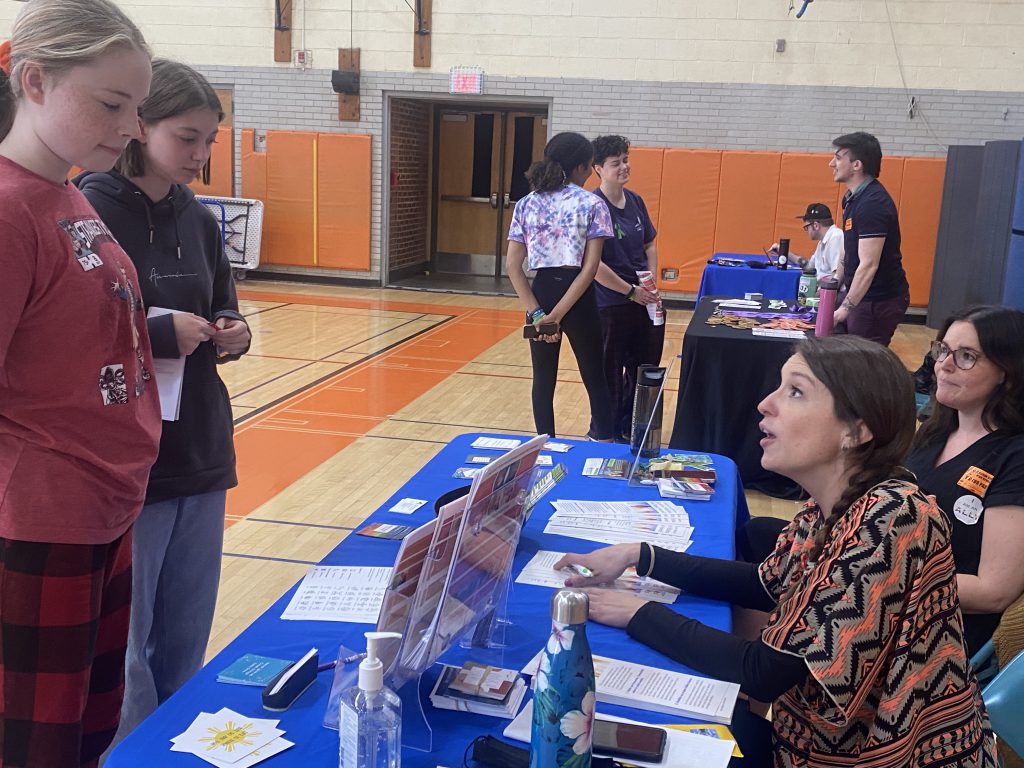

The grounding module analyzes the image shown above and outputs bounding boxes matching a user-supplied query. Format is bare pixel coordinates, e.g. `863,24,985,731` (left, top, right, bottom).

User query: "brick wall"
193,63,1024,280
388,99,431,276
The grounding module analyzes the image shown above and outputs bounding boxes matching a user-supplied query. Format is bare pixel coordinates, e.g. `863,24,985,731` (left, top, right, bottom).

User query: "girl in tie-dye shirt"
507,132,615,440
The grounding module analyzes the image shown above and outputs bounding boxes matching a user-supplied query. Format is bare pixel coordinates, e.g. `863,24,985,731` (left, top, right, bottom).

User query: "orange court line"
227,291,523,525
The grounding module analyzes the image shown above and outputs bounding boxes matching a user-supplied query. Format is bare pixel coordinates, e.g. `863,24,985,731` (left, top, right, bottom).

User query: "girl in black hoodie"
77,60,251,746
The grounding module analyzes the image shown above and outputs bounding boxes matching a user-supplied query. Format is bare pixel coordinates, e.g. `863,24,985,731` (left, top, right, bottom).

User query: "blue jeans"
110,491,226,747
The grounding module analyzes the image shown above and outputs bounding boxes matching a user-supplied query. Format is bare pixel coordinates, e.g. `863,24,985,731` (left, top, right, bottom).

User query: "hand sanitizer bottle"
339,631,402,768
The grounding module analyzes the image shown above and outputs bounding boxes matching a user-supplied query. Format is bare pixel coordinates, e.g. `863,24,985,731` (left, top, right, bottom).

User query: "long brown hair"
784,336,916,591
914,305,1024,449
117,59,224,184
0,0,148,142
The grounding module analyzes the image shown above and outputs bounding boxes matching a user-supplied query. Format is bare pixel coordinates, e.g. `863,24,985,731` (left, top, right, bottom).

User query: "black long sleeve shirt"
625,545,808,702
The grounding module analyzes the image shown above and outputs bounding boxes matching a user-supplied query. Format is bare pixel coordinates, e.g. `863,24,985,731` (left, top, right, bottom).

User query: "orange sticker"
844,218,853,231
957,466,993,497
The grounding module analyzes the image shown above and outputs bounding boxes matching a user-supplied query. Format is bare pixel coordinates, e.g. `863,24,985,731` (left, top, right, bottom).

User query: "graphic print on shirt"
99,363,128,405
57,217,152,404
57,218,116,272
110,263,152,399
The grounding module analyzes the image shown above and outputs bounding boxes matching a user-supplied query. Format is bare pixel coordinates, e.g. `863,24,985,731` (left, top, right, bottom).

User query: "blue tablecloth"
697,252,801,302
108,434,747,767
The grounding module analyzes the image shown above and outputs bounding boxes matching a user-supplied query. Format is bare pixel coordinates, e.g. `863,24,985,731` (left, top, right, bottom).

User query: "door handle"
489,193,498,209
503,193,511,209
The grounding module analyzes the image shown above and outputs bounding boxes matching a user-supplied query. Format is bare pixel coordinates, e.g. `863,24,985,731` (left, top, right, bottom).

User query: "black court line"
232,314,457,427
386,416,536,434
240,302,293,318
231,360,331,400
362,433,449,445
245,517,355,531
331,314,428,357
223,552,319,566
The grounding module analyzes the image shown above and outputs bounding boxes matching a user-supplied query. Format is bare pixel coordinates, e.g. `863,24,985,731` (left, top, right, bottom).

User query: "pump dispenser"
339,632,402,768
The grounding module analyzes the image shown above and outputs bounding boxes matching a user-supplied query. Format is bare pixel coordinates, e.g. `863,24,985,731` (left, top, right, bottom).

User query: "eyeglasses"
930,340,983,371
801,222,814,231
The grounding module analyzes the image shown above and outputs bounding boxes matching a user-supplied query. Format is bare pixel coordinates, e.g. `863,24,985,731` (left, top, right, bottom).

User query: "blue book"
216,654,292,687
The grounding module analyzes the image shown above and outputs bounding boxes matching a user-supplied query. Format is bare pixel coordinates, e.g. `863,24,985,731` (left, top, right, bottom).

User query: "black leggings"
529,268,614,440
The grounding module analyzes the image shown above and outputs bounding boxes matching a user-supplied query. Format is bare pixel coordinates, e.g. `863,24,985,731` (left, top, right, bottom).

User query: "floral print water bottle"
530,589,595,768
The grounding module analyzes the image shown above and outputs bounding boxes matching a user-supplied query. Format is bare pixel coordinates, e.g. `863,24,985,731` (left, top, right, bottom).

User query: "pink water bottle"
815,278,839,337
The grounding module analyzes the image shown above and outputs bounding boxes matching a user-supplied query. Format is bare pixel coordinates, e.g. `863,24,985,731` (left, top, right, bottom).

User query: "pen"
318,651,367,673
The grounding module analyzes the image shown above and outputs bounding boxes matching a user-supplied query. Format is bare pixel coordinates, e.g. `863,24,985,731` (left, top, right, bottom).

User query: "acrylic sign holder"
373,435,547,752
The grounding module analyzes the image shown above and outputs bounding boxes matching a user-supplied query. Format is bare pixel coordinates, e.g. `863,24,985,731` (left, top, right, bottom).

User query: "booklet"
216,653,292,687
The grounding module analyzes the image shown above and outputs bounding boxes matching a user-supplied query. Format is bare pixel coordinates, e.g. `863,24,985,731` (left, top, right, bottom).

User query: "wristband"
841,298,857,311
625,285,637,301
528,308,546,324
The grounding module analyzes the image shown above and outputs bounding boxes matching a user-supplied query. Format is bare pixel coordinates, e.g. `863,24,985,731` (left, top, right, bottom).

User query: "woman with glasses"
906,305,1024,656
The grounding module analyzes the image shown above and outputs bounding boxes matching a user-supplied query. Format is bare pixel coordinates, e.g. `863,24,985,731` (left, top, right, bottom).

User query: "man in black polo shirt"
829,131,910,346
589,135,664,441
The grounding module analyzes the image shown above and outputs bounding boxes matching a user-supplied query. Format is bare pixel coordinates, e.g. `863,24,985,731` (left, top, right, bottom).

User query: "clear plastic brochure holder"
369,434,547,753
627,354,680,487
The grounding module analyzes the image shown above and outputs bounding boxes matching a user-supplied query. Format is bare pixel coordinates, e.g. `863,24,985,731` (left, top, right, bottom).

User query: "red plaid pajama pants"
0,532,132,767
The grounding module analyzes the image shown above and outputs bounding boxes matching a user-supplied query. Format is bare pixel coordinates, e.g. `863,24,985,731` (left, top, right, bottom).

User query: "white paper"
146,307,186,421
470,436,522,450
543,441,572,452
171,708,285,765
520,652,739,724
171,737,294,768
515,551,679,603
504,701,734,768
752,328,807,339
388,498,427,514
544,500,693,551
280,566,392,623
535,455,553,466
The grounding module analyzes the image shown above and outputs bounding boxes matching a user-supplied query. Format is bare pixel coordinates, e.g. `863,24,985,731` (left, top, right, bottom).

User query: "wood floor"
207,280,935,658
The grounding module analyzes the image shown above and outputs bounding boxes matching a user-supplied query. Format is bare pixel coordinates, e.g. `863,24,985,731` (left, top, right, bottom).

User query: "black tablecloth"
670,297,806,499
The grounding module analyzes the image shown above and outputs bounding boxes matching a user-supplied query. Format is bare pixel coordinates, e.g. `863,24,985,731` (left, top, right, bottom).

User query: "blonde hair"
0,0,150,141
118,59,224,183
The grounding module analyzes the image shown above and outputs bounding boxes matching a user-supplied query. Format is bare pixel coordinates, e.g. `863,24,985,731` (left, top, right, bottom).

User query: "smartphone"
523,323,559,339
592,719,667,763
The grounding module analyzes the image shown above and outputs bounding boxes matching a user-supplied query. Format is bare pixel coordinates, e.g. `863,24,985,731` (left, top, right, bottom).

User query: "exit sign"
449,66,485,95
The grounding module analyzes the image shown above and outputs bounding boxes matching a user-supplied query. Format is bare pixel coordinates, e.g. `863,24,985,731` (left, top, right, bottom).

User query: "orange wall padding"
899,158,945,307
264,131,316,267
317,133,372,271
584,147,664,229
656,150,723,293
714,152,781,255
774,153,844,255
190,125,234,198
879,156,905,207
623,148,664,230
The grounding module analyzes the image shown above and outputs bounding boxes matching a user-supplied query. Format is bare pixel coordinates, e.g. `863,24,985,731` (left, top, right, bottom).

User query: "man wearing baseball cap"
770,203,843,280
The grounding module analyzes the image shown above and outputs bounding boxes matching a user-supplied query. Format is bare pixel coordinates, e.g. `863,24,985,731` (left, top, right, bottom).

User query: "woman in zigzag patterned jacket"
557,335,997,768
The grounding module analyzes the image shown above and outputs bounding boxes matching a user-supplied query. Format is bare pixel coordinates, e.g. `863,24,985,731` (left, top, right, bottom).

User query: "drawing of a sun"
200,720,261,753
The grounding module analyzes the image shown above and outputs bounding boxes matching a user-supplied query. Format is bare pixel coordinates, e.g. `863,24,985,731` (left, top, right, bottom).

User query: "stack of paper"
544,500,693,551
657,478,713,501
515,550,679,603
170,708,293,767
430,663,528,719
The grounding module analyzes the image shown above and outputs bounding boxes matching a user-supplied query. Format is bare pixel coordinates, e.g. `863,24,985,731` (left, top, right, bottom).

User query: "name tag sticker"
953,494,984,526
957,466,993,497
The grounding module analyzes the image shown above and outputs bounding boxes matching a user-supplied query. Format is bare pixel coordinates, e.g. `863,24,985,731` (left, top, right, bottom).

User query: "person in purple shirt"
590,135,664,441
